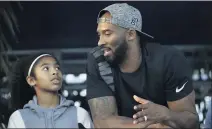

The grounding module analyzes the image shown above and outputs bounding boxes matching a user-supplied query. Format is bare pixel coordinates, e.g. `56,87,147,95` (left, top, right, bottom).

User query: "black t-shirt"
86,43,193,117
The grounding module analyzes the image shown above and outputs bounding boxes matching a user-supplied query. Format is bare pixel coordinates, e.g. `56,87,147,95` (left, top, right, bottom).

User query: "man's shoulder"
87,47,98,63
145,43,184,61
87,46,102,61
90,46,101,53
145,43,182,56
86,46,105,74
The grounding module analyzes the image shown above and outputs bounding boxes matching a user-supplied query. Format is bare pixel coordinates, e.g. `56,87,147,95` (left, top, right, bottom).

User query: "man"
86,3,199,128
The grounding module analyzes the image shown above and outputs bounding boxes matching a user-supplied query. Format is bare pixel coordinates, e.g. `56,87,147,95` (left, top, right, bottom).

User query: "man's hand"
133,95,170,126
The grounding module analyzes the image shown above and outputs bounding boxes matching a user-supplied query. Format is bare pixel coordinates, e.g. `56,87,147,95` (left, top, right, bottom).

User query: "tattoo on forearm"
88,96,118,119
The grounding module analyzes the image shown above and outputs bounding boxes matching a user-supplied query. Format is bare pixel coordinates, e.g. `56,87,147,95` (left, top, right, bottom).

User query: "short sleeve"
86,52,114,101
164,50,193,101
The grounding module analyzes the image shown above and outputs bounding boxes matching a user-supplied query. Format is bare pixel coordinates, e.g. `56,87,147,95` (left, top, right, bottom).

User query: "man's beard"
105,40,128,66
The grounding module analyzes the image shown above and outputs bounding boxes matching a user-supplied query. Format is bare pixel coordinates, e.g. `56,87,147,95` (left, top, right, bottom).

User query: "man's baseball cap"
97,3,154,39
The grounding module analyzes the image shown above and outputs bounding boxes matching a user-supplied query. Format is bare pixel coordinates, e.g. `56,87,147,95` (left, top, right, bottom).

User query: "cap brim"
140,31,154,39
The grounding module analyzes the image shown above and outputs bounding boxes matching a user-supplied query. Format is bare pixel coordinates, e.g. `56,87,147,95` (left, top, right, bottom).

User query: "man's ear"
26,76,36,87
126,29,137,41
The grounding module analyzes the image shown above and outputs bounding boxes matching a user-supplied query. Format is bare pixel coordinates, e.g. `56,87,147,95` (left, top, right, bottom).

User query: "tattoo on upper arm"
88,96,118,119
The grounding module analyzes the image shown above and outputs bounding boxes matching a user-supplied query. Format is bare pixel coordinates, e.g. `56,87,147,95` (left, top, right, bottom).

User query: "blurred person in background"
204,98,211,128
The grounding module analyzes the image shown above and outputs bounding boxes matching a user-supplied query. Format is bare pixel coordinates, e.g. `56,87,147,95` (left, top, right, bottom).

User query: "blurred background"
0,1,212,128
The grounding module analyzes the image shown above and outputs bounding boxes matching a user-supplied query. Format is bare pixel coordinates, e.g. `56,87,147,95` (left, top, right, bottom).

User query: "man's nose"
98,42,105,46
98,36,105,46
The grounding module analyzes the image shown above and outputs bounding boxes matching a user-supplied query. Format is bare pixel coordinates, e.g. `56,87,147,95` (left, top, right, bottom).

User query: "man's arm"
164,91,199,129
88,96,171,128
88,96,141,128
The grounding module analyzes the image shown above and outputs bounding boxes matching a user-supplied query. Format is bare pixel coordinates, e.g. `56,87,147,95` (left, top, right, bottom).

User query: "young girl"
7,53,93,128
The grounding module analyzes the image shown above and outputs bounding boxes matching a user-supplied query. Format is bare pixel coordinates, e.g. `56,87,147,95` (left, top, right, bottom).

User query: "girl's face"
27,56,63,92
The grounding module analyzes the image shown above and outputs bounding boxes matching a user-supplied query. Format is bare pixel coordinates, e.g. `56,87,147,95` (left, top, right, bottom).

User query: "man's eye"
105,33,111,36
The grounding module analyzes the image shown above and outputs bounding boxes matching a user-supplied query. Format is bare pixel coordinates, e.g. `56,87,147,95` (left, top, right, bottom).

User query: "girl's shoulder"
8,109,26,128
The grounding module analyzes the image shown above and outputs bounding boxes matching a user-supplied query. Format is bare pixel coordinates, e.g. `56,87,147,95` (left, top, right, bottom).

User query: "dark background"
11,1,212,50
1,2,212,128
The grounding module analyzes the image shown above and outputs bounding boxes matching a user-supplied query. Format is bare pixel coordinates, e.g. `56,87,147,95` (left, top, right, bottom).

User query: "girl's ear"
26,76,36,87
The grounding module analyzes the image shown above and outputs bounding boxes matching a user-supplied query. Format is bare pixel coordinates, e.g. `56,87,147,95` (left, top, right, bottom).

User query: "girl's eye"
43,67,49,71
55,67,60,70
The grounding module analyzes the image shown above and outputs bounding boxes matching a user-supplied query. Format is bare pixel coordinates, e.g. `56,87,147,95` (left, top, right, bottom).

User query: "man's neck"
36,90,60,108
120,40,142,73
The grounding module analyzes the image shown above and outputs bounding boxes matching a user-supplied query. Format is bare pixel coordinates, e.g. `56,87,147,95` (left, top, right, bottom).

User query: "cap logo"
131,18,138,25
98,18,111,24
